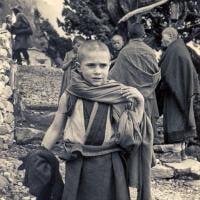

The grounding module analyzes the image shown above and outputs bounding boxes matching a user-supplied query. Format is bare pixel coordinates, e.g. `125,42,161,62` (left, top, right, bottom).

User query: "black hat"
12,5,22,13
128,23,145,39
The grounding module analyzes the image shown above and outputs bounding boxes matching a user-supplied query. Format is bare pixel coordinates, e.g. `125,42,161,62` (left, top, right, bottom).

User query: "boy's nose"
94,66,101,73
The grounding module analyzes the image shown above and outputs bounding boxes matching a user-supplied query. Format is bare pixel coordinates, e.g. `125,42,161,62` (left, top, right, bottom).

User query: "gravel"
0,143,200,200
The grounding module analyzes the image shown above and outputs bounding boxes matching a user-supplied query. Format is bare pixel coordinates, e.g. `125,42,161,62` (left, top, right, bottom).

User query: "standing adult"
8,6,32,65
110,23,160,199
59,36,85,97
110,23,160,141
158,27,200,150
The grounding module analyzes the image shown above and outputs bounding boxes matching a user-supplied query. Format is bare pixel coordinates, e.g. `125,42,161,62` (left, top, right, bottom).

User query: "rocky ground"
0,63,199,200
0,143,200,200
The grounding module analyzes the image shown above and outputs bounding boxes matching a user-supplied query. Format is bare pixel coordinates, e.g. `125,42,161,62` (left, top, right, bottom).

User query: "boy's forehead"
81,49,110,61
112,35,123,42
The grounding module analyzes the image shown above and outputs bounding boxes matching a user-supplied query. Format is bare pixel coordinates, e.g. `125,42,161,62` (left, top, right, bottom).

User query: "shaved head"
77,40,111,63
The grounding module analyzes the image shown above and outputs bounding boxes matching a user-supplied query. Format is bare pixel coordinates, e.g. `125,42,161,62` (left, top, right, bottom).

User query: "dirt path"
0,144,200,200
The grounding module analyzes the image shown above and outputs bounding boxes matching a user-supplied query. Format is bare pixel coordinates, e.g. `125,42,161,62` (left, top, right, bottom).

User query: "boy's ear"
75,61,80,67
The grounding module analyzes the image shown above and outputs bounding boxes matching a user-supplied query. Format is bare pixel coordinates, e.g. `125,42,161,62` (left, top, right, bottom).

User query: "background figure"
158,27,200,157
59,36,85,97
110,34,124,68
110,23,160,143
8,6,32,65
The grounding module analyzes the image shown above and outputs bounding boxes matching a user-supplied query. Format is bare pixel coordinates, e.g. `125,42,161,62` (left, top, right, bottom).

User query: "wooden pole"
118,0,169,24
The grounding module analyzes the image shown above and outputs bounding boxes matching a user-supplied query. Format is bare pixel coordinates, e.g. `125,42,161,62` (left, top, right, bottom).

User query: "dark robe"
109,39,160,134
158,39,200,143
62,98,130,200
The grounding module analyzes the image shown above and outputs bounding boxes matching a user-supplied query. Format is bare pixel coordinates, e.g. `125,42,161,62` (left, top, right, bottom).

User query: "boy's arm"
121,86,144,124
41,93,68,150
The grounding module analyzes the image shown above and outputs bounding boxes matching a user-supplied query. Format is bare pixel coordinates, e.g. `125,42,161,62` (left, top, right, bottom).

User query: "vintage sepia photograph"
0,0,200,199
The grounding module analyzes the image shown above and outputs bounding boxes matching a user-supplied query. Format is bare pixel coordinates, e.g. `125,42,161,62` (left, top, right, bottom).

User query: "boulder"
0,111,4,124
3,60,11,71
0,74,9,84
14,127,44,144
0,81,5,95
154,144,182,153
0,175,9,189
5,101,14,113
4,113,14,125
156,152,182,163
23,111,55,129
0,48,8,57
1,85,12,99
0,124,10,135
165,159,200,178
0,101,6,110
152,164,174,179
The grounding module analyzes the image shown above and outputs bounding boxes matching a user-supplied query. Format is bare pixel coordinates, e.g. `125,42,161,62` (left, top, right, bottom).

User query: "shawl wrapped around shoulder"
66,71,154,200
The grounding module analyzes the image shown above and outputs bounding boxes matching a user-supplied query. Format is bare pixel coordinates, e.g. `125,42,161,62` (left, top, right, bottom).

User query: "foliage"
59,0,116,43
60,0,200,47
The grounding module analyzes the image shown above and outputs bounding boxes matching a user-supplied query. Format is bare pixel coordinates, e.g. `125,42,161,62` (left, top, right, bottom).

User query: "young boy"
42,40,145,200
110,34,124,68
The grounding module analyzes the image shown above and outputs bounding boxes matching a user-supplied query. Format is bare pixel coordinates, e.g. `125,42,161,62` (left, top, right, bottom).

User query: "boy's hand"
122,86,144,124
121,87,144,105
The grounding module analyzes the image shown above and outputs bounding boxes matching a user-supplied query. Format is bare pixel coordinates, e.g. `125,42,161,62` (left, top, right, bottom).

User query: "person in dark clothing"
41,40,153,200
109,23,160,166
59,36,85,97
158,27,200,156
8,6,32,65
110,23,160,137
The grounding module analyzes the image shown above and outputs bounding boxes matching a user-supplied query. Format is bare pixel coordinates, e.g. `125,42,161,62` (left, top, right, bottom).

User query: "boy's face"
111,35,124,51
79,50,110,86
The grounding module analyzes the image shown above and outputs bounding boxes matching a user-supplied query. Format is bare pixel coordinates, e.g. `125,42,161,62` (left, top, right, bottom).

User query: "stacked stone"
0,29,14,145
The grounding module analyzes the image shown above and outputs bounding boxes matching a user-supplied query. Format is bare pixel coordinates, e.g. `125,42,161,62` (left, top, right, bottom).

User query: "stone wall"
14,64,63,144
0,28,58,145
0,29,14,146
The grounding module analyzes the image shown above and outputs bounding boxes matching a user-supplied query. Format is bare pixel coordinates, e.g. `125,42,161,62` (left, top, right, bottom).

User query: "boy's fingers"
122,88,140,95
122,92,132,97
122,91,137,97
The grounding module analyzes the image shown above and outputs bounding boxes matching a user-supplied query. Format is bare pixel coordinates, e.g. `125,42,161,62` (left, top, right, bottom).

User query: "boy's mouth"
92,77,104,83
92,77,103,80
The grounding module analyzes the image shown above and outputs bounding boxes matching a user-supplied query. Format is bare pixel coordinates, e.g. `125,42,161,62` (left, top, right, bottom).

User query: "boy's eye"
86,63,96,68
86,63,108,68
99,64,108,68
